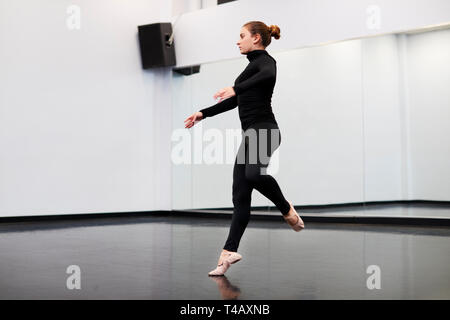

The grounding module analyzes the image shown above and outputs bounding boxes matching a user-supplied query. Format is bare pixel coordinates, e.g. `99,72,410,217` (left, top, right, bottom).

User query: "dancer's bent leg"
244,123,290,215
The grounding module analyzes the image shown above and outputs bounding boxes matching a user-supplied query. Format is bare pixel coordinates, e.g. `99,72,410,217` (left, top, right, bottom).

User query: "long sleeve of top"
199,95,237,119
199,49,278,131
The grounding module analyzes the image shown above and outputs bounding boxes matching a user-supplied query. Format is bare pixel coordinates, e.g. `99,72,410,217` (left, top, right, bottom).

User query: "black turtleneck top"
199,49,278,131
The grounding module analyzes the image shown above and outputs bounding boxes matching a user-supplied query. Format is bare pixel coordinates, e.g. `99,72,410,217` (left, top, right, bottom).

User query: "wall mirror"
171,24,450,220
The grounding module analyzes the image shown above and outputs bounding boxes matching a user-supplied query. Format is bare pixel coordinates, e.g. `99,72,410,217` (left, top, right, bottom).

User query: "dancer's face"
237,26,263,54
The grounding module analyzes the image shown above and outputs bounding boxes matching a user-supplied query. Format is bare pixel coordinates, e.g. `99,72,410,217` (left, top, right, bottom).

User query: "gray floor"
0,212,449,299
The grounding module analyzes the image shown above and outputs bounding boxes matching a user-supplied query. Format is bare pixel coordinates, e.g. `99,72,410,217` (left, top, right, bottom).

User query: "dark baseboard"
0,200,449,227
170,210,450,227
0,211,170,223
200,199,450,211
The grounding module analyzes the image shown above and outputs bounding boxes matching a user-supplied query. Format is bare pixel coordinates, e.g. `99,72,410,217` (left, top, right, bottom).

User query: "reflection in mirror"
172,24,450,220
172,36,365,217
360,25,450,218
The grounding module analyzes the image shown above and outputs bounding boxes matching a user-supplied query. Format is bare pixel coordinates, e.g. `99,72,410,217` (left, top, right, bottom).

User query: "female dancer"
184,21,305,276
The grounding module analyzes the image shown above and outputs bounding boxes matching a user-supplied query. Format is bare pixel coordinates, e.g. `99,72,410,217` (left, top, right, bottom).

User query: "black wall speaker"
138,22,176,69
173,65,201,76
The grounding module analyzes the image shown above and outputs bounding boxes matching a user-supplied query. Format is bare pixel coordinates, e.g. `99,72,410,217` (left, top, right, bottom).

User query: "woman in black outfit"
184,21,305,276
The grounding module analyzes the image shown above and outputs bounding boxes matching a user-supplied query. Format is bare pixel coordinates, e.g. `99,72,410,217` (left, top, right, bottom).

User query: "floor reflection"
209,276,241,300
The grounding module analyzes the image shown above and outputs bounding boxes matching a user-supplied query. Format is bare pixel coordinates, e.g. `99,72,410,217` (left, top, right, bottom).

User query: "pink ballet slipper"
283,200,305,231
208,250,242,276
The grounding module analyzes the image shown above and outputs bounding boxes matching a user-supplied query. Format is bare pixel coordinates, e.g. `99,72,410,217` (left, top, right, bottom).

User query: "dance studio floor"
0,212,449,299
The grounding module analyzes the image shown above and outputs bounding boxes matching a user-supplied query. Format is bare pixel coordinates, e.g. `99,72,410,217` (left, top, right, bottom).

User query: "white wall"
0,0,173,217
362,35,404,202
361,28,450,202
171,0,217,17
172,0,450,68
406,28,450,200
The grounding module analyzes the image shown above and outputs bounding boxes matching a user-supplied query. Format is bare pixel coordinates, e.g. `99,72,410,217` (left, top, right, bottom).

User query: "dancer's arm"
232,60,276,95
199,95,238,119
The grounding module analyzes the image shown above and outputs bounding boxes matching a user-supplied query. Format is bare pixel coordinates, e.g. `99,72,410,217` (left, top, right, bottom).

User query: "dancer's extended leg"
223,147,254,252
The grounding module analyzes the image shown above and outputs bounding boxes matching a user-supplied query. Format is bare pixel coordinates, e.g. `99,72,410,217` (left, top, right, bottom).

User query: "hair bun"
268,24,281,40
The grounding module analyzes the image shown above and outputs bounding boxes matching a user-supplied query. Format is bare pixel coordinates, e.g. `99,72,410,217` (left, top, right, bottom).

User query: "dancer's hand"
184,112,203,129
213,86,236,102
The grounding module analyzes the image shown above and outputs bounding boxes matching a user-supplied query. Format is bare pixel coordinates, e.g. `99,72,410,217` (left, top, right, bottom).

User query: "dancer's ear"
252,33,262,46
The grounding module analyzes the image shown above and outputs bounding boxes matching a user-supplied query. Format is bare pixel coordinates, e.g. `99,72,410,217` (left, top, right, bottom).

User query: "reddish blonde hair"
243,21,281,48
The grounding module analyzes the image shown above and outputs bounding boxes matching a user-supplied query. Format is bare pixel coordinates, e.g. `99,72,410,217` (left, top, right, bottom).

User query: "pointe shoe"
283,200,305,231
208,251,243,276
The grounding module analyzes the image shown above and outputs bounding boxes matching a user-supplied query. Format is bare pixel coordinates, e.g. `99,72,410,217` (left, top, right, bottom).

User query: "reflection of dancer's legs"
209,276,241,300
224,122,291,252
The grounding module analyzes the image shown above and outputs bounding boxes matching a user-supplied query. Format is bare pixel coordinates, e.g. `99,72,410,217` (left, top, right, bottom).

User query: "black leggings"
223,122,291,252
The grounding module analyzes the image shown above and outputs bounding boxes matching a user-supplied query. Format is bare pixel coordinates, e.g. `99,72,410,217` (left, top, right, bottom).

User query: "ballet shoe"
217,249,242,266
283,200,305,231
208,250,243,276
208,260,231,276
